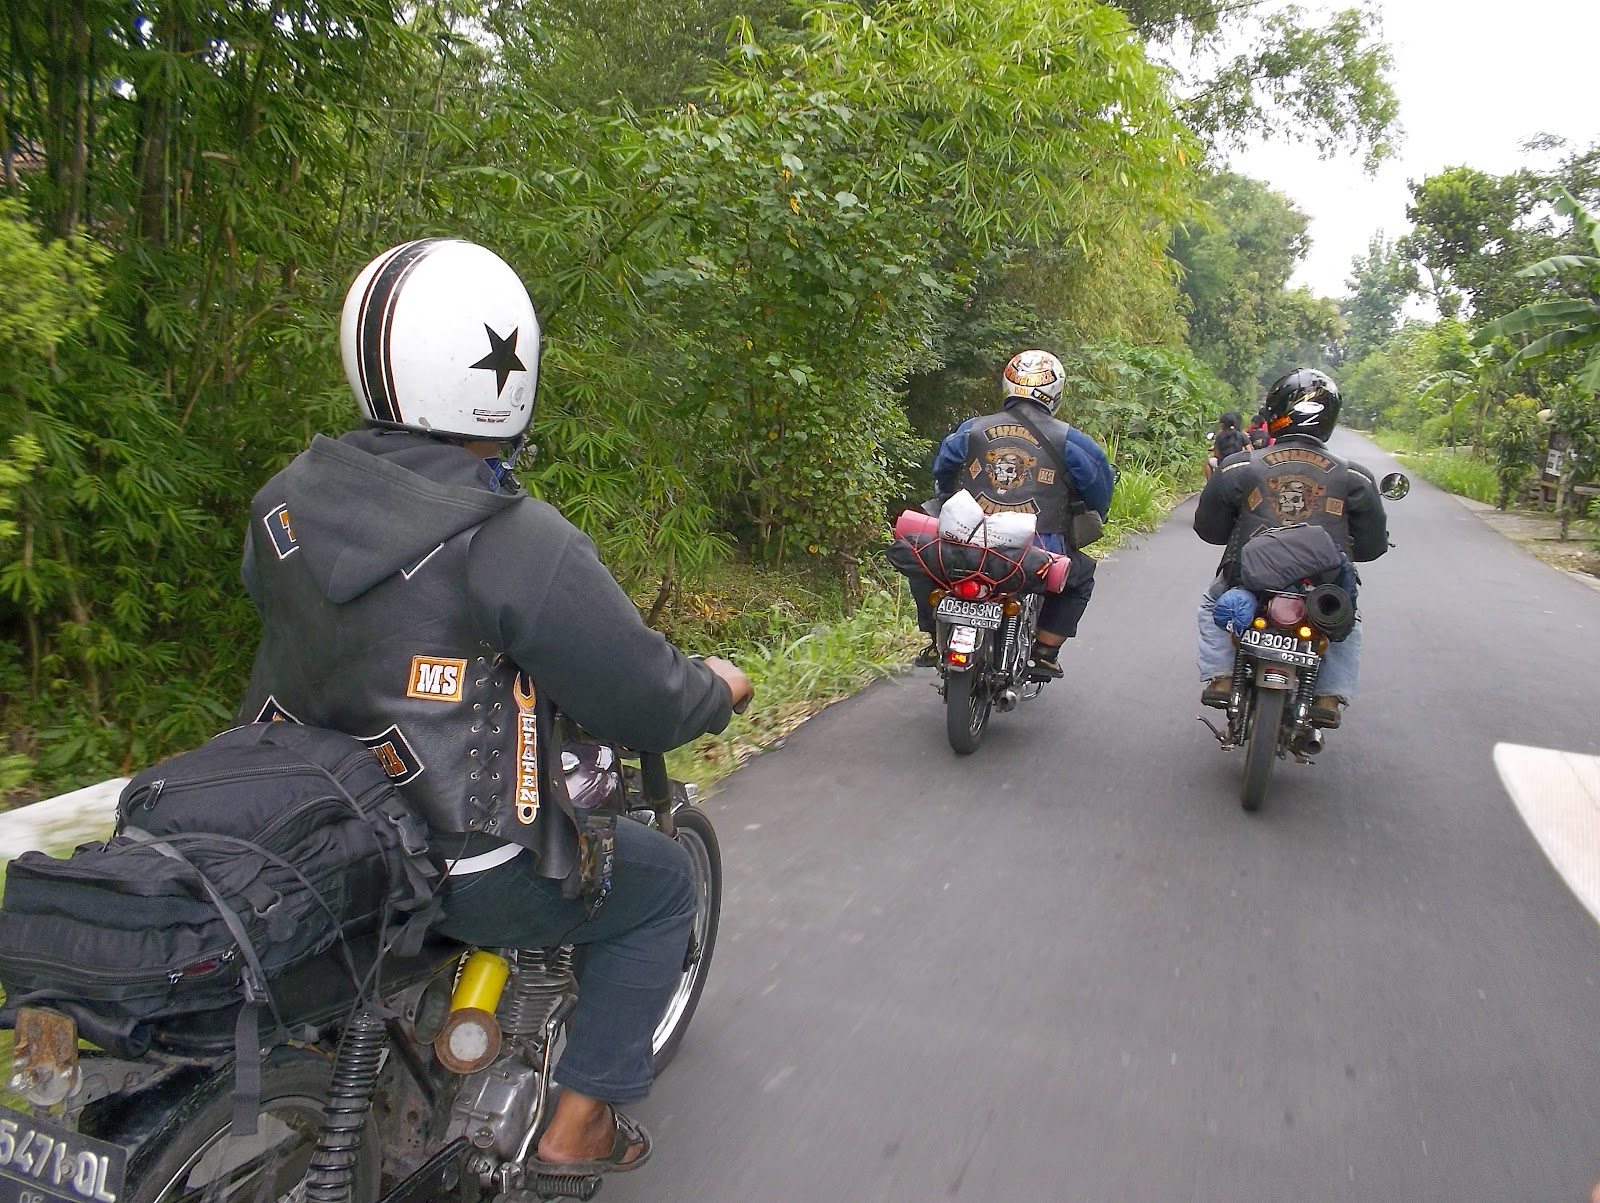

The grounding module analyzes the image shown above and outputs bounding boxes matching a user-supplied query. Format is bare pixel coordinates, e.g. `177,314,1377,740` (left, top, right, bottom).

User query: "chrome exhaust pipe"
995,688,1019,712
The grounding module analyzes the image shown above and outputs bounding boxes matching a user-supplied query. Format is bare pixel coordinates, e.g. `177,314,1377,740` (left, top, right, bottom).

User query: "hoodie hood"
282,430,517,604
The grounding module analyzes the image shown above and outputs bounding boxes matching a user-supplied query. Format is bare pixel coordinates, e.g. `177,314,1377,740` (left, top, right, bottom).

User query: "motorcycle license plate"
1237,627,1319,668
935,598,1004,629
0,1107,126,1203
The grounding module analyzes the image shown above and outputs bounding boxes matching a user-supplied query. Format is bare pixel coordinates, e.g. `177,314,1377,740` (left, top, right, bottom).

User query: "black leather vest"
1228,439,1354,556
238,496,565,857
959,407,1078,535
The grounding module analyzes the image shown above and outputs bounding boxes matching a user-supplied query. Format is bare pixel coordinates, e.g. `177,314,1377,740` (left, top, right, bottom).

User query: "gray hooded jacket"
239,429,731,871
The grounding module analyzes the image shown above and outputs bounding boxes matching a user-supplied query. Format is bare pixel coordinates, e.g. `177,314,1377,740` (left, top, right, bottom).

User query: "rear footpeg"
503,1173,606,1201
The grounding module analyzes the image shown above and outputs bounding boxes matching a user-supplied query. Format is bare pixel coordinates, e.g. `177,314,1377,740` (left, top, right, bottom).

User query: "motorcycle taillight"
954,579,987,600
1265,594,1307,629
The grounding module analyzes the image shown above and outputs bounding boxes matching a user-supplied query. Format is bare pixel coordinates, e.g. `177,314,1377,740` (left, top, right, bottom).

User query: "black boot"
1027,641,1063,681
913,639,940,669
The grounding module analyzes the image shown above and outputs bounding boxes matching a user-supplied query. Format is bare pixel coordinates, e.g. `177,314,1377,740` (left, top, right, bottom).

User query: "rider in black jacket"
1193,369,1388,728
239,239,751,1176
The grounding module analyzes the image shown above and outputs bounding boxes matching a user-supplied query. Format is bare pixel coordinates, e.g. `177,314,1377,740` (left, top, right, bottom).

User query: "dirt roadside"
1455,496,1600,593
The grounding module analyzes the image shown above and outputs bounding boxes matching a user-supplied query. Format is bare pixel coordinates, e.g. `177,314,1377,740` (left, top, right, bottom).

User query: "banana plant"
1473,188,1600,393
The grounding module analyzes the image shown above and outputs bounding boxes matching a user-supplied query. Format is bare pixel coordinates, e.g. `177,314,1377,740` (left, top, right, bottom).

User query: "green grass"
1373,435,1498,505
667,583,920,790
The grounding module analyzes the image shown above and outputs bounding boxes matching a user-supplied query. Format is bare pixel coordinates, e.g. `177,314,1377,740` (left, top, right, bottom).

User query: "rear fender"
938,622,988,672
1252,658,1300,691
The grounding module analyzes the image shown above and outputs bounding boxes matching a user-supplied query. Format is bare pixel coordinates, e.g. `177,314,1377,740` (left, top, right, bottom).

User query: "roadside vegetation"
1,0,1401,802
1335,161,1600,564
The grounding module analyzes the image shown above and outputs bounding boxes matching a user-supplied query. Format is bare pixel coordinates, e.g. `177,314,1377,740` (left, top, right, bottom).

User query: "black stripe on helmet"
356,238,445,425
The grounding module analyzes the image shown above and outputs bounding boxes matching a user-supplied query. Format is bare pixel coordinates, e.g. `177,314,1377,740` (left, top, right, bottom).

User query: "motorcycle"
1200,471,1410,811
1,736,721,1203
888,508,1071,755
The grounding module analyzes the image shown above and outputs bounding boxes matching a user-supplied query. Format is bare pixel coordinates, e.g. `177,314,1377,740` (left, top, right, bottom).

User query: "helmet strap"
483,435,526,493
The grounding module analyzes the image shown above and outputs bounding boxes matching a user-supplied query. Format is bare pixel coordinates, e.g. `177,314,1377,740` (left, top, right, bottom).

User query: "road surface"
609,432,1600,1203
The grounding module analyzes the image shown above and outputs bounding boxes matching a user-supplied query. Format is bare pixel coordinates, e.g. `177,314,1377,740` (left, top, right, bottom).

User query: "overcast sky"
1221,0,1600,300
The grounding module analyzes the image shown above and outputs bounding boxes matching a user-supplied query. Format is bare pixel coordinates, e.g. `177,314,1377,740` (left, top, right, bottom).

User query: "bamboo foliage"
2,0,1225,789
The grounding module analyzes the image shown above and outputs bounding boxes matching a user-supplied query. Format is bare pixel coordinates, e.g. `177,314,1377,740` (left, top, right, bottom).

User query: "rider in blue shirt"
918,350,1114,679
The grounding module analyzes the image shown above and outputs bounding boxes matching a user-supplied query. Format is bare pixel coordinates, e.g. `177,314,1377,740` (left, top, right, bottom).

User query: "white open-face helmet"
1001,349,1066,414
339,239,540,441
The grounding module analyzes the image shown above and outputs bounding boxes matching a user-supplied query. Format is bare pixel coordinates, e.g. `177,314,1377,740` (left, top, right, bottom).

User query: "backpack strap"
271,747,444,959
128,833,282,1136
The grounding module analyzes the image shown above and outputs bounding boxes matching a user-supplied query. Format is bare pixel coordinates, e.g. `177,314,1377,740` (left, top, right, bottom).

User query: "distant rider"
1205,411,1246,479
917,349,1114,681
1193,368,1388,728
237,239,751,1177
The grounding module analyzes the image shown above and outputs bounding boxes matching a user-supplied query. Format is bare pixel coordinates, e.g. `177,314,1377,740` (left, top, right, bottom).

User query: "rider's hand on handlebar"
704,656,754,714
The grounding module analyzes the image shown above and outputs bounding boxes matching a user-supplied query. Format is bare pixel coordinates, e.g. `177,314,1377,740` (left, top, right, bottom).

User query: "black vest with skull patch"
958,407,1078,535
1225,438,1354,564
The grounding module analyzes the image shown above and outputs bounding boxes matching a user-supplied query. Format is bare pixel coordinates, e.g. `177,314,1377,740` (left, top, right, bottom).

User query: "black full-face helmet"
1263,368,1341,441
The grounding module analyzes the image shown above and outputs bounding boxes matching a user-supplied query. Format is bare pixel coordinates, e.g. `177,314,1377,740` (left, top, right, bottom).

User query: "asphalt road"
608,431,1600,1203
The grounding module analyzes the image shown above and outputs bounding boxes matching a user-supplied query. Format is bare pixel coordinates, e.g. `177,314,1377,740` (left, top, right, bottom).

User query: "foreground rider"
237,239,752,1175
1193,368,1387,728
919,349,1114,680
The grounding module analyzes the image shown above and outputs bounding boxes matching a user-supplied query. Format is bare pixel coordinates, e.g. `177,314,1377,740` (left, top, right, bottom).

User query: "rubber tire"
651,806,722,1073
1241,687,1287,813
124,1048,378,1203
945,666,991,756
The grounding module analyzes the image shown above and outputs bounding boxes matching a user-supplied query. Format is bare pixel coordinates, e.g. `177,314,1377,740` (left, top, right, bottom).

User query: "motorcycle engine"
444,1053,544,1160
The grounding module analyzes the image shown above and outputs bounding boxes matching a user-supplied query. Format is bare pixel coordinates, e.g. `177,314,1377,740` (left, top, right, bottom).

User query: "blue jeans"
1195,577,1362,701
434,819,695,1102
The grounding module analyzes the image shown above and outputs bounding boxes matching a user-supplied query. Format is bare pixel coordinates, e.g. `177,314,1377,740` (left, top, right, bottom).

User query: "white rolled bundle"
936,489,987,544
980,510,1037,551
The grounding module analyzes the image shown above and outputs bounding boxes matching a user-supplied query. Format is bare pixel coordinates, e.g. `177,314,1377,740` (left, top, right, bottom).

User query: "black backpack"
0,723,442,1064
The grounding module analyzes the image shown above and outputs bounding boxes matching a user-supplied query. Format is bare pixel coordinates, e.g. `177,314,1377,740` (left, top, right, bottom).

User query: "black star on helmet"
469,324,526,395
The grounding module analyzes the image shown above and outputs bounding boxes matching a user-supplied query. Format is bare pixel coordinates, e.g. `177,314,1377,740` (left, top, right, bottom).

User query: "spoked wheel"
945,666,992,755
1240,687,1287,813
125,1049,378,1203
652,806,722,1072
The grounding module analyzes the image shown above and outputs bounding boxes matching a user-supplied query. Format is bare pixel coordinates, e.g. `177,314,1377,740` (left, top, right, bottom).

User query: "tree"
1340,233,1418,366
1172,172,1316,398
1168,5,1399,171
1473,188,1600,393
1484,395,1547,510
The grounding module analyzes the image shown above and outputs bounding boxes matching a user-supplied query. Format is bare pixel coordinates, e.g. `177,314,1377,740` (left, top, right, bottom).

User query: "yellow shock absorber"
451,950,510,1013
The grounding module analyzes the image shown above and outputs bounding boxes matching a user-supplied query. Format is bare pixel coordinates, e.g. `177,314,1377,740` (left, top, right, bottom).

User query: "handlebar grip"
732,693,753,716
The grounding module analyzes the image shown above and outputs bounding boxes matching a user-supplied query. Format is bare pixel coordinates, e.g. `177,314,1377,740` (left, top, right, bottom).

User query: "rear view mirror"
1380,472,1410,501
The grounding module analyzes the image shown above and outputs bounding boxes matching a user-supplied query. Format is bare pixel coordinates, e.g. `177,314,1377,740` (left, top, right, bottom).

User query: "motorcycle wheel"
945,666,991,756
1240,687,1287,813
652,806,722,1072
125,1048,378,1203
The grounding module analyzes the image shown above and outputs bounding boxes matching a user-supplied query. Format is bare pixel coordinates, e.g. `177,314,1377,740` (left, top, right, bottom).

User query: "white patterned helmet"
340,239,540,441
1001,349,1066,414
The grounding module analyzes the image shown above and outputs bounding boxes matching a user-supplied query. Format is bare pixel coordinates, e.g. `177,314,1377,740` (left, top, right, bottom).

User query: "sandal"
532,1106,653,1176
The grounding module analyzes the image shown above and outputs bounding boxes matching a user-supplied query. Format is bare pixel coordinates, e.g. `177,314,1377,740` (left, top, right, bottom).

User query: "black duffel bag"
0,723,442,1063
884,533,1059,595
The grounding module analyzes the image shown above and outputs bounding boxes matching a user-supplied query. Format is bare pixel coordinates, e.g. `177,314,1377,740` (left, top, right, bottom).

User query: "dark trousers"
434,819,695,1102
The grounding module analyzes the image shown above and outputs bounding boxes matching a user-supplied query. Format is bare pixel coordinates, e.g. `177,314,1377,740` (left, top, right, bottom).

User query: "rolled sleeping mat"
1305,582,1355,640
